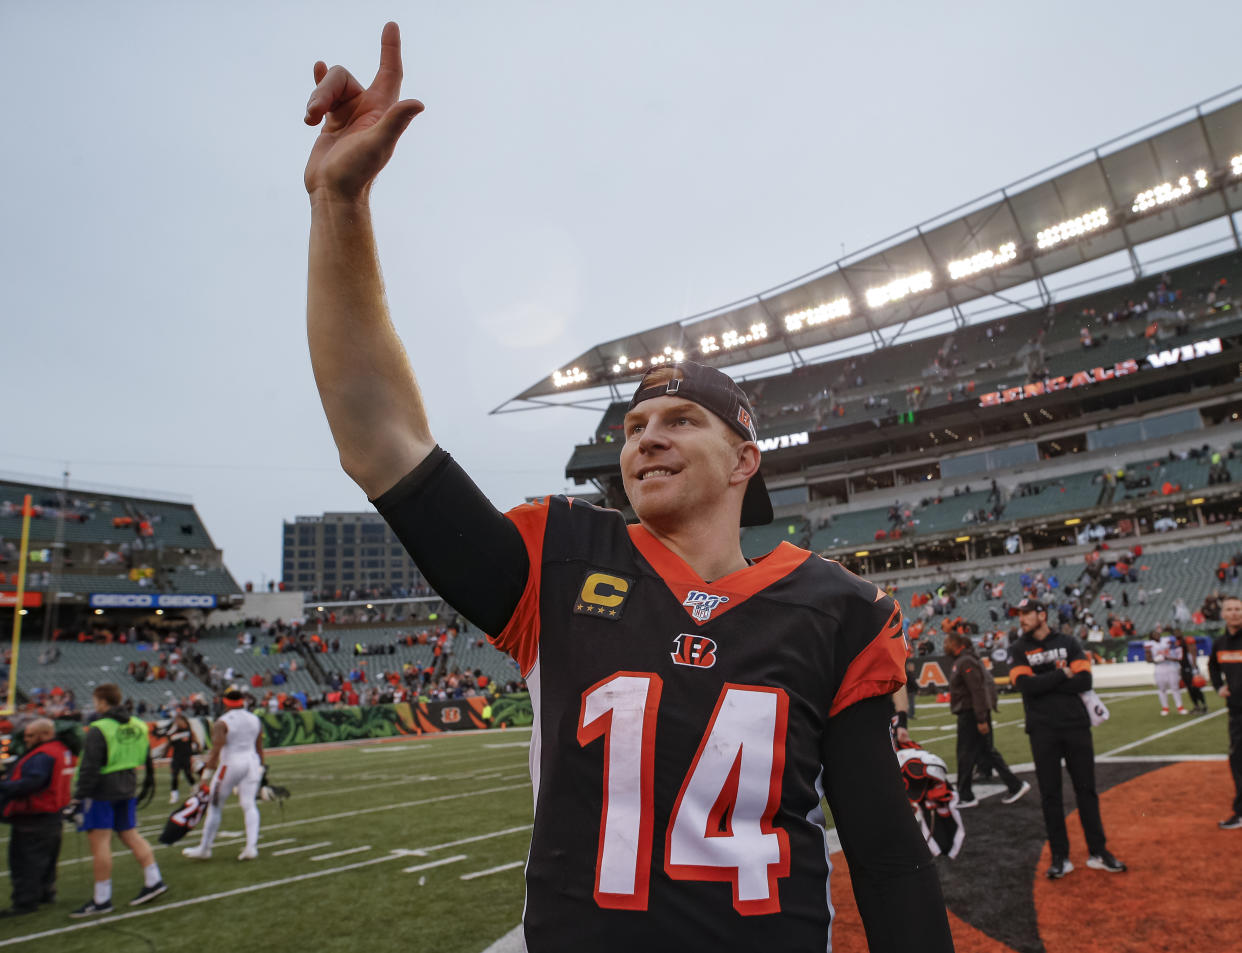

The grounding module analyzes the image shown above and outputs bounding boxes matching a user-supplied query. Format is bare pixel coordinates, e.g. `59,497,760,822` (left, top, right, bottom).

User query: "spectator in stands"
1174,598,1192,627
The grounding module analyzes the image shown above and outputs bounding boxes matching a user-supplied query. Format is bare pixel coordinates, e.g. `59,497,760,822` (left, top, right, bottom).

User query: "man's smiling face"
620,395,743,529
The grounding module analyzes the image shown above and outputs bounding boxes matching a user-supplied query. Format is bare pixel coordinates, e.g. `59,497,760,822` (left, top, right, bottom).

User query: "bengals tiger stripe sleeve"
827,585,908,717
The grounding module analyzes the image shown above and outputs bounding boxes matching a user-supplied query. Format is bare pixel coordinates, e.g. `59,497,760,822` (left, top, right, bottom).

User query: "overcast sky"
2,1,1239,588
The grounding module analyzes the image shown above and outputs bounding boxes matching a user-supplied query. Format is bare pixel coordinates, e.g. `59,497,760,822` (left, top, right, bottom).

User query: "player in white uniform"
1146,632,1187,715
182,689,266,860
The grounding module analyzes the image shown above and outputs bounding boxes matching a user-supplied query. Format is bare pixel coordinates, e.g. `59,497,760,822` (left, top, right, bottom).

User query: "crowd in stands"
889,544,1242,668
15,614,526,723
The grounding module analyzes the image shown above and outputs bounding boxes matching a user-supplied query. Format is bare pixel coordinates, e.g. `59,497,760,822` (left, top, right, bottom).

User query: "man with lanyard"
302,23,952,953
1007,599,1125,879
69,684,167,916
182,688,266,860
0,719,75,916
1208,595,1242,829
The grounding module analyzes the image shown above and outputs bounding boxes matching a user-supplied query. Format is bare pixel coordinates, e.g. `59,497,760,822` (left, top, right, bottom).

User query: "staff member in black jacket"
1208,595,1242,829
943,633,1029,807
1007,599,1126,879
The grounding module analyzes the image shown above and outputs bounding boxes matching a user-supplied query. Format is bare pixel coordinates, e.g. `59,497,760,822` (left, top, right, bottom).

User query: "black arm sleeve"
821,696,954,953
371,446,530,637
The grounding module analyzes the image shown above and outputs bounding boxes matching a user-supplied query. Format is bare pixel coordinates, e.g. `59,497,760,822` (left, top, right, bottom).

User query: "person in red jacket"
0,719,76,916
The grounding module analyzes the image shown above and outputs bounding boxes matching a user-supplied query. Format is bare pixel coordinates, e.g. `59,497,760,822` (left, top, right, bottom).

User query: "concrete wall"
206,591,307,626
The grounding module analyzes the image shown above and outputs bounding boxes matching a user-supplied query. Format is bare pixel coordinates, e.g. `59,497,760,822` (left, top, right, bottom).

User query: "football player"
303,23,952,952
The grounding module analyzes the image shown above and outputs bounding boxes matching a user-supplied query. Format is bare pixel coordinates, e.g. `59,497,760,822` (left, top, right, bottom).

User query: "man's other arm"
822,697,954,953
304,23,430,498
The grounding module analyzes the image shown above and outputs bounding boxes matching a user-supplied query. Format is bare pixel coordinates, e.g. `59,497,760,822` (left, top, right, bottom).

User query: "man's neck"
640,517,749,583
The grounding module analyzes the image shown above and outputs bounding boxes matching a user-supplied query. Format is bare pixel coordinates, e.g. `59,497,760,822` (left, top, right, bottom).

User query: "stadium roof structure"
495,84,1242,413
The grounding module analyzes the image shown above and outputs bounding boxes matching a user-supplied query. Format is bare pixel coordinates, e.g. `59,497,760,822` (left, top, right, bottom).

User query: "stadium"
3,83,1242,952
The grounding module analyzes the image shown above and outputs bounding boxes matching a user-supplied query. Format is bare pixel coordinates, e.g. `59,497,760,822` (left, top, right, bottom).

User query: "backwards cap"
627,361,773,527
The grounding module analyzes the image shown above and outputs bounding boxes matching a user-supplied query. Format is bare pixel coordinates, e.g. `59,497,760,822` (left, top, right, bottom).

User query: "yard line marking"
461,860,525,880
419,824,531,854
256,838,297,848
273,841,332,856
484,742,531,748
258,782,529,832
1101,707,1227,757
500,773,529,781
312,845,371,861
359,744,433,754
0,848,420,947
10,784,532,875
403,854,467,874
1099,753,1227,762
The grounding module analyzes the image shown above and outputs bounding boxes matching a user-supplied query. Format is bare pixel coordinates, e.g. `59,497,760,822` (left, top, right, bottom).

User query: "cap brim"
741,470,773,527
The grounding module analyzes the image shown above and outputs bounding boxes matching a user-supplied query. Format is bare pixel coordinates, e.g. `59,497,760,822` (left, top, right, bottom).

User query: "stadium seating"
741,517,809,558
1002,472,1107,521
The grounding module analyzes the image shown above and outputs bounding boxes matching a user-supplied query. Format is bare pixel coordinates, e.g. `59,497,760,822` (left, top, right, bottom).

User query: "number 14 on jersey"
577,672,791,915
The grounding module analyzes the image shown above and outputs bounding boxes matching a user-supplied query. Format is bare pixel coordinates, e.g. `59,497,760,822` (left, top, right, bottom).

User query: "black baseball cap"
628,361,773,527
1015,598,1045,613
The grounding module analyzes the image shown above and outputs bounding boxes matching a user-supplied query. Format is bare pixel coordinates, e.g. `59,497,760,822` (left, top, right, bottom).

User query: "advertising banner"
0,592,43,608
89,593,219,609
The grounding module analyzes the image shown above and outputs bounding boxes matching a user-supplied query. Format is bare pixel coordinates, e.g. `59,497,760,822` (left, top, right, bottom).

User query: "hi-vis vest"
93,717,149,774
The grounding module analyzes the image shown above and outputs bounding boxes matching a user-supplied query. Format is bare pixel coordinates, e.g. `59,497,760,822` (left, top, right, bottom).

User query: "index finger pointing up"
371,21,405,97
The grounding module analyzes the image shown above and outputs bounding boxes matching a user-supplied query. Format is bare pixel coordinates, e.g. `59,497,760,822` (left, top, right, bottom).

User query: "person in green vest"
481,701,493,729
68,684,167,917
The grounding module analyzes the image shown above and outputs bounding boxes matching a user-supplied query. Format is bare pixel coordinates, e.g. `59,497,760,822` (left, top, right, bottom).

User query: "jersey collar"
627,523,809,625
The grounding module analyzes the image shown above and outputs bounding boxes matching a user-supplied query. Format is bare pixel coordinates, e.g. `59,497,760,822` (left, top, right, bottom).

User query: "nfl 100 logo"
683,590,729,622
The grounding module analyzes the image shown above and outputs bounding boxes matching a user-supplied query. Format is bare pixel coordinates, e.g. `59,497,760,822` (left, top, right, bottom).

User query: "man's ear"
730,442,761,488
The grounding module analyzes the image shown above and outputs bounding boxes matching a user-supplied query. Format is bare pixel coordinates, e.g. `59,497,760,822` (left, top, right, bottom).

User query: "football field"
0,688,1232,952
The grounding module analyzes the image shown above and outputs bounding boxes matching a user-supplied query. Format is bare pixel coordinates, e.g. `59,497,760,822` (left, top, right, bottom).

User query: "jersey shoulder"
792,554,895,614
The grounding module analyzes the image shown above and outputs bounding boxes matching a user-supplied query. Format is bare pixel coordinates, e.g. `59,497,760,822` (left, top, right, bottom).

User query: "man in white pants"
182,689,265,861
1146,631,1187,716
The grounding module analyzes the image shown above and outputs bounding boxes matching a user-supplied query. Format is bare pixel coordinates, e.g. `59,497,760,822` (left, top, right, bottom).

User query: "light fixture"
1036,207,1108,249
1131,171,1208,214
866,271,933,309
948,241,1017,281
552,366,588,388
784,297,851,332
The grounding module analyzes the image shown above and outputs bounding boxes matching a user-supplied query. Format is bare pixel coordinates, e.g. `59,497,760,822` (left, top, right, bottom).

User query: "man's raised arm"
304,22,431,499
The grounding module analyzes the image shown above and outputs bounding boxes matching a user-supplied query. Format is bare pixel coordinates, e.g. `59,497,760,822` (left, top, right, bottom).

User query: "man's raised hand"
303,21,424,201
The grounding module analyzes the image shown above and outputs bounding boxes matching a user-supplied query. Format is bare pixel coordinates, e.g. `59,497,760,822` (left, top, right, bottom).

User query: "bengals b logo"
671,634,718,668
441,706,461,724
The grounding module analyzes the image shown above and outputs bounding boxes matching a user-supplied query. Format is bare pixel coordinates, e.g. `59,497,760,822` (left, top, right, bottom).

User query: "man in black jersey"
1008,598,1126,880
302,23,952,952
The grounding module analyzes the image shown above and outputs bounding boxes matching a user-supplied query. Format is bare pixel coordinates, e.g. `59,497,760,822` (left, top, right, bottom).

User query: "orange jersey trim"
492,500,550,676
1008,664,1034,681
828,600,906,717
1217,650,1242,663
626,525,810,626
1070,658,1091,673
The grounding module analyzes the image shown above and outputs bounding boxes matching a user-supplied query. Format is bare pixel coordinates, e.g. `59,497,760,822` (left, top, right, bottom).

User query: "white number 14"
577,672,790,915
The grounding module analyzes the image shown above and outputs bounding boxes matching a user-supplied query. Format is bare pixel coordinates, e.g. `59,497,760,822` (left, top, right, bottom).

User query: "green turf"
0,690,1231,952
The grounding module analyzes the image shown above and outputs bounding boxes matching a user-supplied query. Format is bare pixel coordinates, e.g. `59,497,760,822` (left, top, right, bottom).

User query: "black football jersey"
493,496,906,953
